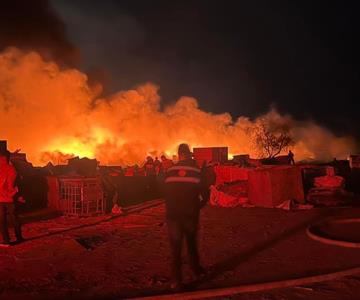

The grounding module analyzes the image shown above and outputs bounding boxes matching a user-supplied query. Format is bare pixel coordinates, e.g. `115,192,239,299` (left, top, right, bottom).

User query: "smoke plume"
0,0,78,65
0,49,357,166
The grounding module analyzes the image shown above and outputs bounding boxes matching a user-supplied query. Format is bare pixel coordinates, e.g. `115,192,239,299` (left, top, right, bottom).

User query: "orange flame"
0,48,357,166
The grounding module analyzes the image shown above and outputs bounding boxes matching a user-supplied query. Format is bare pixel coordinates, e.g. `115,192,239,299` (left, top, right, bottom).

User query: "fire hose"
131,217,360,300
130,266,360,300
306,218,360,248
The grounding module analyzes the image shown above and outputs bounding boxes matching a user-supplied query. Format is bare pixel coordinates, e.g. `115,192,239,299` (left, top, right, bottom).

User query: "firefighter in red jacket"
0,150,23,247
161,143,210,290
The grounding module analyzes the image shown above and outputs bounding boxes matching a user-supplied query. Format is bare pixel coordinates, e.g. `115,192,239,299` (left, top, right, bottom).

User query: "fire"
45,138,95,161
0,48,357,166
42,127,116,163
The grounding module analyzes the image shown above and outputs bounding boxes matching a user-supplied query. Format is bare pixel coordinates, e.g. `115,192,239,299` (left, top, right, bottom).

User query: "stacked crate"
47,176,104,216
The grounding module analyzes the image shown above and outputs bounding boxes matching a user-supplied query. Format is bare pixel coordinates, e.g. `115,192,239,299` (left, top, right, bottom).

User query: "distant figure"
160,155,173,173
154,157,161,175
201,160,217,191
102,172,120,213
288,150,295,165
161,143,210,290
136,166,146,177
143,156,156,176
144,156,157,196
0,149,23,247
133,164,139,176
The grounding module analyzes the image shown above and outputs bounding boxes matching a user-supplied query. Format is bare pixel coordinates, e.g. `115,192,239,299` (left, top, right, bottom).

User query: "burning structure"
0,46,359,215
1,3,360,298
3,131,360,205
3,136,359,215
0,48,358,168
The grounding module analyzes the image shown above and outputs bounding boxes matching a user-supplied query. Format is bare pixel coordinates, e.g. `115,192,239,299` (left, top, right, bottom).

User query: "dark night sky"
1,1,359,139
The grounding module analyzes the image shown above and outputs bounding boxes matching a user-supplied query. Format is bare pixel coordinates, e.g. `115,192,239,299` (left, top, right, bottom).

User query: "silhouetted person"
0,150,23,247
101,171,121,213
161,143,210,290
154,157,161,175
144,156,157,197
143,156,155,176
160,155,173,173
288,150,295,165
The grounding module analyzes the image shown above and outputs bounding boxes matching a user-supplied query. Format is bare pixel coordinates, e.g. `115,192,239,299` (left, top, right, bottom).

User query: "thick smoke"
0,0,78,65
0,49,357,166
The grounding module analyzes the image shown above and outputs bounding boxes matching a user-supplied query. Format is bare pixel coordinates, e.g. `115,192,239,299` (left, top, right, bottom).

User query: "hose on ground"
131,217,360,300
307,218,360,248
130,266,360,300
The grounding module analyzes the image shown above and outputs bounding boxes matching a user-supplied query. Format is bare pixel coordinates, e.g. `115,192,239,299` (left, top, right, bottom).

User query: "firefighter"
0,149,23,247
161,143,210,290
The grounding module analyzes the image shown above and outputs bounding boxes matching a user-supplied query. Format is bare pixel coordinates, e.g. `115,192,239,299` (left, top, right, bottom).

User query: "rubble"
210,181,249,208
304,164,355,207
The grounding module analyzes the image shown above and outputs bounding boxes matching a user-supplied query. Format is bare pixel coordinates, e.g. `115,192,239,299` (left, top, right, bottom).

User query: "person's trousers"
167,217,202,282
0,202,22,243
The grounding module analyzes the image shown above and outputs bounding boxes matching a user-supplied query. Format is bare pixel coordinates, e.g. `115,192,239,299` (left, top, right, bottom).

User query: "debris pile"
210,181,249,208
306,166,353,206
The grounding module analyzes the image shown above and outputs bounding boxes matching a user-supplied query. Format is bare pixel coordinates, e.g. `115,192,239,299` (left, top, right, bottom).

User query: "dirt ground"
1,201,360,300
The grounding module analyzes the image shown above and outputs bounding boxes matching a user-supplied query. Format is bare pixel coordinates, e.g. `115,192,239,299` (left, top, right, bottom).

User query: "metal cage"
58,177,104,216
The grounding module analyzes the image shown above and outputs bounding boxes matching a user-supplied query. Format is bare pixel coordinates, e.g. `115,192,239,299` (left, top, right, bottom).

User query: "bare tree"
252,118,293,159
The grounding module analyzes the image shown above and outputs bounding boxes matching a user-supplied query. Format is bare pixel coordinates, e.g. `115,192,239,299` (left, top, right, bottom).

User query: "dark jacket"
161,159,210,220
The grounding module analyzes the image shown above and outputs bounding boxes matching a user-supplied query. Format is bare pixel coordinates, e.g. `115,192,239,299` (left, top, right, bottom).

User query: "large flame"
0,48,357,166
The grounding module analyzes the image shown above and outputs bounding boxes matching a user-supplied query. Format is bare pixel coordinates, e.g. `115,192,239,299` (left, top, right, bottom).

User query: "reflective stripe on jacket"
164,165,201,184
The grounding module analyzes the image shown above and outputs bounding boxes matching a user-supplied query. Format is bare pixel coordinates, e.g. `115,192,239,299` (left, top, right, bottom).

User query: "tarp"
248,166,305,208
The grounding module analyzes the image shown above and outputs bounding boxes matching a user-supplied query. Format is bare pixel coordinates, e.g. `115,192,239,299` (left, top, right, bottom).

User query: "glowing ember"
0,48,357,166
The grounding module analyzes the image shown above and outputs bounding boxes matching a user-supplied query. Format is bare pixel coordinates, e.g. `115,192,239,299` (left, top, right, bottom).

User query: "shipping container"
193,147,228,167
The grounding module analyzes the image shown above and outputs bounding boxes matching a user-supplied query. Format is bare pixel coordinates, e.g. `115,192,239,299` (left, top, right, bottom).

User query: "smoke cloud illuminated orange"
0,48,357,166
